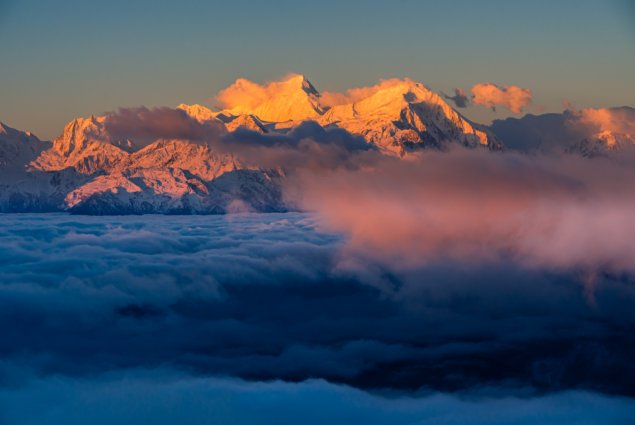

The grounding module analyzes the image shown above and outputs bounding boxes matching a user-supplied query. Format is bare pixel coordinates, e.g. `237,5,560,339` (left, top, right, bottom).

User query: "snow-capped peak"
216,74,326,123
285,73,321,97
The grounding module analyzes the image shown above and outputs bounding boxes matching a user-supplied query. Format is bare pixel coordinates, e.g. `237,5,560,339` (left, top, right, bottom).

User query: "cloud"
443,88,470,108
104,107,225,146
576,107,635,135
217,77,275,111
291,149,635,276
471,83,532,114
1,373,634,425
217,120,376,172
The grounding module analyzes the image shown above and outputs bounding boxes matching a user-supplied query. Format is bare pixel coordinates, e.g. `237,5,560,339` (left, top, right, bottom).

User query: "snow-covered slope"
318,78,494,153
30,115,129,174
177,104,221,123
0,122,47,173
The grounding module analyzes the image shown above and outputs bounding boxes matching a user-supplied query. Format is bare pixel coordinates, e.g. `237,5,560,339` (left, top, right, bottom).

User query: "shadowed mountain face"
491,107,635,155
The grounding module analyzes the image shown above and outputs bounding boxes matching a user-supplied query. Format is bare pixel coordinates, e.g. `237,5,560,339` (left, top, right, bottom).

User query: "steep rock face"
224,114,269,133
30,116,128,174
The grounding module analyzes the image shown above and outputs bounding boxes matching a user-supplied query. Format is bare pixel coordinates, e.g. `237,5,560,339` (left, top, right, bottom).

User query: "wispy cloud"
290,148,635,278
104,107,225,146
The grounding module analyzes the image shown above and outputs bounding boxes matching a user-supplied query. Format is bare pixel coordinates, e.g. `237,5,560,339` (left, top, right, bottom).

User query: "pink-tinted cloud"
289,148,635,277
576,107,635,135
471,83,532,114
217,78,273,111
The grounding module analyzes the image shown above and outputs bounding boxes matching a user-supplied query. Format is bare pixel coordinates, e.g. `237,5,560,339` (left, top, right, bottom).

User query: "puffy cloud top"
471,83,532,114
577,107,635,135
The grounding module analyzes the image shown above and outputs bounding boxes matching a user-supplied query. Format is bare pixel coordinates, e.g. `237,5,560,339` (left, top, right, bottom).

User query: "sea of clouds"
0,210,634,423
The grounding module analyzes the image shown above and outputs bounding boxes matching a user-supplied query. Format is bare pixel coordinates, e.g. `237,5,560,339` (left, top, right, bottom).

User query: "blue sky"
1,0,634,139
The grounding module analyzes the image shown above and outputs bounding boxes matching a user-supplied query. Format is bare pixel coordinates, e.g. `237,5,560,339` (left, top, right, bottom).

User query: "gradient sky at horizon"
1,0,634,139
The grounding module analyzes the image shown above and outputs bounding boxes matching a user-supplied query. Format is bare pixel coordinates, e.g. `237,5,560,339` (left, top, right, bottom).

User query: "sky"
1,0,634,140
2,3,635,420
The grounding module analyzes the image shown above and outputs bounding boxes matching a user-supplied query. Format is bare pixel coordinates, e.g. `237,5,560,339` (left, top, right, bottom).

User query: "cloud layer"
291,149,635,275
104,106,226,146
218,120,375,172
0,210,635,397
216,77,294,111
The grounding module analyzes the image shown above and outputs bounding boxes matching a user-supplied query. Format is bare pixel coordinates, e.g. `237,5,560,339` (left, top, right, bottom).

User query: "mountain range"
1,74,633,214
